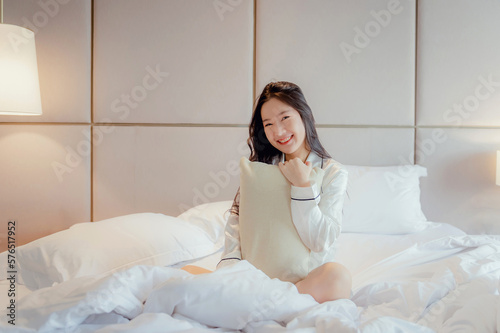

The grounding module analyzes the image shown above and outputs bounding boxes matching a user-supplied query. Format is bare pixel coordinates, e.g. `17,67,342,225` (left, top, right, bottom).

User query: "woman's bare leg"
295,262,352,303
181,265,212,275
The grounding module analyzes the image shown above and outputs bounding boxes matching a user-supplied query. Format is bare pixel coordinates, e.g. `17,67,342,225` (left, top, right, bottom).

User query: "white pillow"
16,213,220,290
342,164,430,234
177,200,233,249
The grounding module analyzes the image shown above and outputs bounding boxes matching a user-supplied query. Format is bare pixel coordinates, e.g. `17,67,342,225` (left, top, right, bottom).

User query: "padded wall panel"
93,126,250,221
317,127,415,165
417,128,500,234
1,0,91,123
94,0,253,124
417,0,500,126
256,0,416,125
0,125,91,248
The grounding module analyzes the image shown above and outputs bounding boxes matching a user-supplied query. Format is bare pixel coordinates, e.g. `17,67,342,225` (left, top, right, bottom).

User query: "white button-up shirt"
217,151,348,274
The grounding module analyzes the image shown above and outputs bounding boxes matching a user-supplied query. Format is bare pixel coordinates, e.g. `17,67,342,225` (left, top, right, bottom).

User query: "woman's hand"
278,158,312,187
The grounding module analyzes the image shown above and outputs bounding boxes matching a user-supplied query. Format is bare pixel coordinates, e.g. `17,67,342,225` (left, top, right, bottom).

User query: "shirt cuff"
216,257,241,269
290,181,321,204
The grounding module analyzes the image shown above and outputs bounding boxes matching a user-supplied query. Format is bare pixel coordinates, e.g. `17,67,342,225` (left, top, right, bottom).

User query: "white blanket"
1,235,499,332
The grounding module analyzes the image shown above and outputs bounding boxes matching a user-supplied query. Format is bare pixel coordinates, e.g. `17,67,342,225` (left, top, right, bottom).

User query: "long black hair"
230,81,331,215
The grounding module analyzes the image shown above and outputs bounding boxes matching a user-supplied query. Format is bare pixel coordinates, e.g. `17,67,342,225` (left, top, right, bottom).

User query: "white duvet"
1,228,500,332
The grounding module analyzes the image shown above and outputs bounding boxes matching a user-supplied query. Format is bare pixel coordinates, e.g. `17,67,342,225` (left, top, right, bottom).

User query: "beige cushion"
238,157,325,283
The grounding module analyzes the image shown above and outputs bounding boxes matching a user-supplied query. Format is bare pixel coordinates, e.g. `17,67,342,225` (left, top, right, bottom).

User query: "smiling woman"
261,98,308,162
247,81,331,165
207,81,352,303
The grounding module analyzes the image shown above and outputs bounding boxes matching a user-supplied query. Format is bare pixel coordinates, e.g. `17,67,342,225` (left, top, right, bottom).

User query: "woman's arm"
290,162,348,252
217,212,242,269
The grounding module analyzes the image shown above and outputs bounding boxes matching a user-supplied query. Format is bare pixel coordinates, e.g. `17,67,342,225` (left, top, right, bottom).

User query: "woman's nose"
273,123,285,135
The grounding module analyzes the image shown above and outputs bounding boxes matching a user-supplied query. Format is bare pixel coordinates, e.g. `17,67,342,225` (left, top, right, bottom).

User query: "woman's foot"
181,265,212,275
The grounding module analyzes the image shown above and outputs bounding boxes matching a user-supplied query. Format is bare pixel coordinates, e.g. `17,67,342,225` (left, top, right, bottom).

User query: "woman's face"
261,98,309,161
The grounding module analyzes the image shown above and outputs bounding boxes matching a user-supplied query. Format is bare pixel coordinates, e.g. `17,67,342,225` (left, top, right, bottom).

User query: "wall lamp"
0,0,42,116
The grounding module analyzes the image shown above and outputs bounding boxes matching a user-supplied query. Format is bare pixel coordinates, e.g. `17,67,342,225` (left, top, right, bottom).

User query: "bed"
1,164,499,332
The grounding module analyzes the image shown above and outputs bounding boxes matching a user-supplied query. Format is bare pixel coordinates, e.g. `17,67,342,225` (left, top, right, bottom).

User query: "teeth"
278,136,291,143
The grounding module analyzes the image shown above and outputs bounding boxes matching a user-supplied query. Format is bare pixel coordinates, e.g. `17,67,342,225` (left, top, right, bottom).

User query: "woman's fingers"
279,158,311,186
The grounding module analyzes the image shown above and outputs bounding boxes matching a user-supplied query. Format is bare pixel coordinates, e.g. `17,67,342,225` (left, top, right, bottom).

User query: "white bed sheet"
334,222,467,280
176,221,467,275
1,222,499,332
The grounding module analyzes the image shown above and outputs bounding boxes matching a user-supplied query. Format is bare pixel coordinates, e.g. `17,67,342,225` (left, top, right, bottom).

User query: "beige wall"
1,0,500,248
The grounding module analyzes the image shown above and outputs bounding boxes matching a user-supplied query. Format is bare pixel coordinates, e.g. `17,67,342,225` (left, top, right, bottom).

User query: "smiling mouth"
277,135,293,144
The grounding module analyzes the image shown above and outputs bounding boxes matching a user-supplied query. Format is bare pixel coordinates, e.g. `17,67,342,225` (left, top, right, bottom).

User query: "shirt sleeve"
290,163,348,253
217,193,242,269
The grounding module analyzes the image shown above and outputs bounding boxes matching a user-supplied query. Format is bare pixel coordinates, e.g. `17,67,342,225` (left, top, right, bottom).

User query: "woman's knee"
319,262,352,300
296,262,352,303
323,262,351,283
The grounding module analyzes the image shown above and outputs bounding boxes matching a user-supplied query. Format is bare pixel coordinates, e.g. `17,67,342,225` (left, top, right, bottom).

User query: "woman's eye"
282,116,289,121
264,123,271,127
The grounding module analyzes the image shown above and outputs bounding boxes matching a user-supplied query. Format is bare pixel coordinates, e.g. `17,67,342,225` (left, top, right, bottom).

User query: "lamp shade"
497,151,500,186
0,24,42,115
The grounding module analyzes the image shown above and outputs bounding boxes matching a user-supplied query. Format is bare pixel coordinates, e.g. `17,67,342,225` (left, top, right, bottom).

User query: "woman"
184,81,351,303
